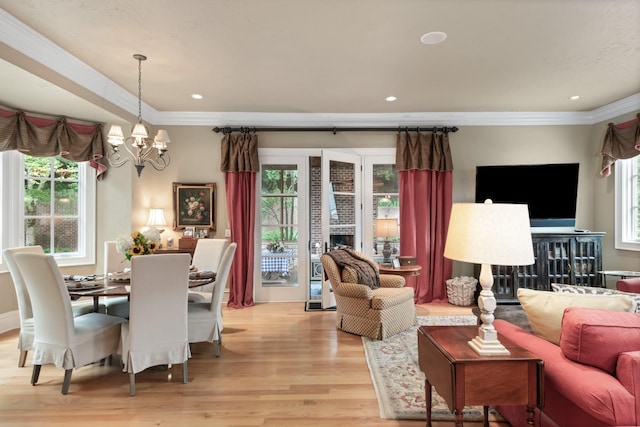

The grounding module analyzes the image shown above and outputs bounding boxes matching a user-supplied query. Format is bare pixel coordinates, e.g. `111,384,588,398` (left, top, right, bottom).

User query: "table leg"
526,406,535,425
93,296,99,312
483,405,489,427
454,409,464,427
425,379,432,427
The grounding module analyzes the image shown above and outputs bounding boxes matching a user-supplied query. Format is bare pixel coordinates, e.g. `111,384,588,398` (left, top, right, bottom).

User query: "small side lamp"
444,199,534,355
146,208,167,233
375,218,399,264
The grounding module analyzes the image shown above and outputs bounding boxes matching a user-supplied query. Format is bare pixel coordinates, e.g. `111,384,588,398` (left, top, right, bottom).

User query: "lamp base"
468,326,510,356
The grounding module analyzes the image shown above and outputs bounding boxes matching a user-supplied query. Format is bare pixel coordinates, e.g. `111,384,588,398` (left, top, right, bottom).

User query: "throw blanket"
327,249,380,290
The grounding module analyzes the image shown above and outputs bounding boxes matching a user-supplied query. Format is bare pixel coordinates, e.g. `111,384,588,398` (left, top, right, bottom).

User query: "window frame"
1,151,96,268
614,156,640,251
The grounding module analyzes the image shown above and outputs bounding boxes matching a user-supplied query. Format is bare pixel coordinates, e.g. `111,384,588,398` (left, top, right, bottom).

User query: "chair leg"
31,364,41,385
129,373,136,396
182,362,188,384
18,350,28,368
61,369,72,394
214,324,222,357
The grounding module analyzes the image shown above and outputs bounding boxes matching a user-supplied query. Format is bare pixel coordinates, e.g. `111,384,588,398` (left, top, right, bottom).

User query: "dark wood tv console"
480,232,604,303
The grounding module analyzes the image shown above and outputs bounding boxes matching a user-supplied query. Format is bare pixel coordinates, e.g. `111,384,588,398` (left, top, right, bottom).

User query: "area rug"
363,315,506,421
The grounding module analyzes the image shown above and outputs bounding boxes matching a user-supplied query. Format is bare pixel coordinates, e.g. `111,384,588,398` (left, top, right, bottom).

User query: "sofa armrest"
616,278,640,294
335,282,374,299
379,274,406,288
617,350,640,401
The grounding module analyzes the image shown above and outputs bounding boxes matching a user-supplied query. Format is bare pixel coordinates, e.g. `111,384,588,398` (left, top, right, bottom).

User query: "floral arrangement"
266,241,285,253
182,190,207,222
115,228,161,261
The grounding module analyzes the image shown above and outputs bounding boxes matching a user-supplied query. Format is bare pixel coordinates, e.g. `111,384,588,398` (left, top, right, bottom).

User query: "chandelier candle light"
444,200,534,356
107,54,171,177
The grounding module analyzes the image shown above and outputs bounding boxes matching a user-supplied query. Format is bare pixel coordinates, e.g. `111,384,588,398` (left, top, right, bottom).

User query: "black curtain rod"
212,125,459,135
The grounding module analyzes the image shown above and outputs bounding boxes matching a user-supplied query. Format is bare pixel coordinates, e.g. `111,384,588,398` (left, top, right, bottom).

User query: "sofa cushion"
517,288,635,344
560,307,640,374
551,282,640,313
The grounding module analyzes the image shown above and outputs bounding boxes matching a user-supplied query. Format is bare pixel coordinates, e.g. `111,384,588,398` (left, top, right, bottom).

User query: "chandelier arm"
146,153,170,171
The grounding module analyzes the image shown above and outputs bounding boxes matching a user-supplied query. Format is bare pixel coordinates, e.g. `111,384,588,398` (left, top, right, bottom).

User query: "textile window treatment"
221,132,259,308
396,131,454,304
600,113,640,177
0,108,107,178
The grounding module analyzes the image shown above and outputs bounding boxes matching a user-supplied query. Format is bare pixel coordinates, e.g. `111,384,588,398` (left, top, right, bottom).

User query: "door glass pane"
372,164,399,262
260,165,299,288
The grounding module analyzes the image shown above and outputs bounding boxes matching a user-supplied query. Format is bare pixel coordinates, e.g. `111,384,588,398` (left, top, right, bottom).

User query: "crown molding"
2,9,639,129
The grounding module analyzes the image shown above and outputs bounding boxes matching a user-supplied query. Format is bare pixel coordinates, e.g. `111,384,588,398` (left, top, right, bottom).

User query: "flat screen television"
475,163,579,229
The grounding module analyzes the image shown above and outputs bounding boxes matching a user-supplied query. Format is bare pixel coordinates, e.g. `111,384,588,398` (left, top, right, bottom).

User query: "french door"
255,155,308,302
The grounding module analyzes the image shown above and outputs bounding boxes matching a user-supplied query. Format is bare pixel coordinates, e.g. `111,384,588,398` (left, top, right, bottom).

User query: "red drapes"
396,131,454,304
220,132,259,308
399,169,453,303
224,172,256,308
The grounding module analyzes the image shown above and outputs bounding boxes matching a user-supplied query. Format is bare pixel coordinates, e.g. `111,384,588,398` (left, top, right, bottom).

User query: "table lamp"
444,199,534,355
375,218,399,264
146,208,167,233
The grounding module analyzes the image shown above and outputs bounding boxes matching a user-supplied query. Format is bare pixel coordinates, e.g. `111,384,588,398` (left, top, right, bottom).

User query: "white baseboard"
0,310,19,334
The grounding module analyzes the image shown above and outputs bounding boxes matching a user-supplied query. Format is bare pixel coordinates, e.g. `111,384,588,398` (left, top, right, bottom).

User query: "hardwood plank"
0,302,510,426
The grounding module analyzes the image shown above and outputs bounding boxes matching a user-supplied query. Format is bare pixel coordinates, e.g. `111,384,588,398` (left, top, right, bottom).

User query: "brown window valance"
395,130,453,172
600,113,640,177
220,132,259,172
0,108,107,177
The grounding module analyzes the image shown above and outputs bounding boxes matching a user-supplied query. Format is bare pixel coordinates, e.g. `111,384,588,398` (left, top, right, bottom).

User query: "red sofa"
493,308,640,427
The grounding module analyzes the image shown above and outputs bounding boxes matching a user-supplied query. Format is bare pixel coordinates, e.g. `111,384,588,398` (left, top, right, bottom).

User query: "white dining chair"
188,238,229,301
2,246,97,367
102,240,131,318
13,252,125,394
188,243,236,357
122,253,191,396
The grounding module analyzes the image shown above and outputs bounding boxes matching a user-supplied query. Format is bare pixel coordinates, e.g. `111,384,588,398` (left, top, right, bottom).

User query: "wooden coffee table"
417,325,544,427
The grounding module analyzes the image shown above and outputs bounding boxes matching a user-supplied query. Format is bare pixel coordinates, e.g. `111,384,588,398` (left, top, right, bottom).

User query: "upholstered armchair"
320,251,416,340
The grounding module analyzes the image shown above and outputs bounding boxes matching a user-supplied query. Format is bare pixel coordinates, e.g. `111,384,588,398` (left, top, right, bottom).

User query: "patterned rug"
363,315,507,421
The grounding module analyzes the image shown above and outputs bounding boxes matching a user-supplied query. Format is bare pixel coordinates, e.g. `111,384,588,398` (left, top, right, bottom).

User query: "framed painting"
173,182,216,231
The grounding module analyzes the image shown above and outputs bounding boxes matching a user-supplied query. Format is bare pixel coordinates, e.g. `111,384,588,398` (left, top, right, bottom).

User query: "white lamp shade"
107,125,125,145
154,129,171,144
375,218,399,238
146,208,167,227
444,200,534,266
131,122,149,139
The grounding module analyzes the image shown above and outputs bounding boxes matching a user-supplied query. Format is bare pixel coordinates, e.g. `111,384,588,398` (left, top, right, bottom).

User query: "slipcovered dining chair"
122,253,191,396
102,240,131,318
2,246,96,367
188,242,236,357
13,253,125,394
188,238,229,301
320,249,416,340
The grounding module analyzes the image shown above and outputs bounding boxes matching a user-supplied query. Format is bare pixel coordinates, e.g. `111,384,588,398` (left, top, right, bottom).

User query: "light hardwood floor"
0,302,511,427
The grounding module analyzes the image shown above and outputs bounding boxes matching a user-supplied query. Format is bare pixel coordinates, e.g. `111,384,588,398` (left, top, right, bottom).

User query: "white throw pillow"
551,282,640,313
517,288,635,345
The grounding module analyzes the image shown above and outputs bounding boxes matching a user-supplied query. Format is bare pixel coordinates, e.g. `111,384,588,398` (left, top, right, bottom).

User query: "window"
614,156,640,251
1,151,95,267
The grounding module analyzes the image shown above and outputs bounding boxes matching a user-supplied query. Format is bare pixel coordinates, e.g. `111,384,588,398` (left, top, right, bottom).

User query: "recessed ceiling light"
420,31,447,45
191,94,203,100
385,96,397,102
568,95,582,101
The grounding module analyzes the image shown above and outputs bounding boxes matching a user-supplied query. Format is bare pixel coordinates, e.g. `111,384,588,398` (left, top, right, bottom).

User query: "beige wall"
1,117,637,322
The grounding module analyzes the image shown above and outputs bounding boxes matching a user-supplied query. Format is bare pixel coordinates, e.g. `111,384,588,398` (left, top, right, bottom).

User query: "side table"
417,325,544,427
378,264,422,277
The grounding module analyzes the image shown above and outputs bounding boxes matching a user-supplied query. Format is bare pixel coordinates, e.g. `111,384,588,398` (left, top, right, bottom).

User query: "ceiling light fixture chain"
106,54,171,177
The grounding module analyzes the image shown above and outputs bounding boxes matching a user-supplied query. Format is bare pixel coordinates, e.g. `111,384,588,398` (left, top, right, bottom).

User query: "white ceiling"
0,0,639,128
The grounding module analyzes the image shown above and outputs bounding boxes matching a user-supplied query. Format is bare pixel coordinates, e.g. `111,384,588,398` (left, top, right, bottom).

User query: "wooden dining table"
68,277,215,312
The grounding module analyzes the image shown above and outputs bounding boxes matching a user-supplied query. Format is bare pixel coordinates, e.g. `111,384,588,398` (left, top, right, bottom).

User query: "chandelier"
107,54,171,177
